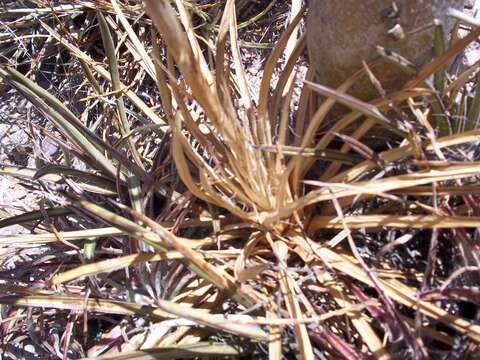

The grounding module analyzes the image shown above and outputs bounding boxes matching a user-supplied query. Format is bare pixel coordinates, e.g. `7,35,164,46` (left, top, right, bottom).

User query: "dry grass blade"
2,1,479,357
0,294,266,340
323,276,389,360
255,145,360,165
52,250,239,284
0,227,123,247
154,300,268,340
257,5,305,122
110,0,156,78
275,241,313,360
304,80,406,136
0,295,172,318
144,0,222,128
79,200,260,309
391,185,480,195
267,311,282,360
84,342,248,360
332,129,480,183
310,215,480,231
263,162,480,225
316,248,480,343
39,20,168,130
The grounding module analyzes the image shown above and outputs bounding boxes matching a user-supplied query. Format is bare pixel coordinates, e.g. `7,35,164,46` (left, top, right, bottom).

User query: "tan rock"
307,0,465,100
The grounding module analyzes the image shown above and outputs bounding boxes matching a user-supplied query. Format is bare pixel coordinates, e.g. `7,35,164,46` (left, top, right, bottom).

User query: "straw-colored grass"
0,0,479,358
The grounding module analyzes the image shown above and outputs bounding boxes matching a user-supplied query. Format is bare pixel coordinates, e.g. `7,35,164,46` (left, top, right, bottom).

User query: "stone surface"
307,0,466,100
0,97,40,235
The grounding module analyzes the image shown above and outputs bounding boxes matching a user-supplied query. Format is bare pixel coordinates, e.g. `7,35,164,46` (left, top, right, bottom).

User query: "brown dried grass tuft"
0,0,479,358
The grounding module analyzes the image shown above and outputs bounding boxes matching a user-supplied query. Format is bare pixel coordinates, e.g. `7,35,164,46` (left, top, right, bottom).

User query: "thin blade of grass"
467,71,480,130
110,0,156,78
0,207,71,229
0,227,123,247
316,248,480,342
97,11,145,253
310,215,480,231
1,164,117,195
154,299,267,340
39,20,168,130
304,80,406,136
0,295,172,318
52,250,239,284
263,162,480,226
0,297,266,340
253,145,361,165
84,342,248,360
405,26,480,89
332,129,480,183
97,11,144,167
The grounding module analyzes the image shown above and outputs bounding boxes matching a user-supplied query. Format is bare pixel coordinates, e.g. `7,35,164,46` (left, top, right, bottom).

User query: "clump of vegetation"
0,0,479,358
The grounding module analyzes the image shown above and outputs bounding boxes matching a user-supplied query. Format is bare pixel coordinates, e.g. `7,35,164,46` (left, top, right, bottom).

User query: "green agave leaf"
0,67,120,179
33,164,118,195
97,11,145,246
0,67,150,184
431,21,449,135
0,164,116,195
0,207,71,229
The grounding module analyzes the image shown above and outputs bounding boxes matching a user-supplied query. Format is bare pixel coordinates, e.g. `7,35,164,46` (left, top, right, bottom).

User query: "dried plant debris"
0,0,479,359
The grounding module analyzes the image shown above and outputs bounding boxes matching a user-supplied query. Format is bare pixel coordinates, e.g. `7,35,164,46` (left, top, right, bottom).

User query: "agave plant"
0,0,480,358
